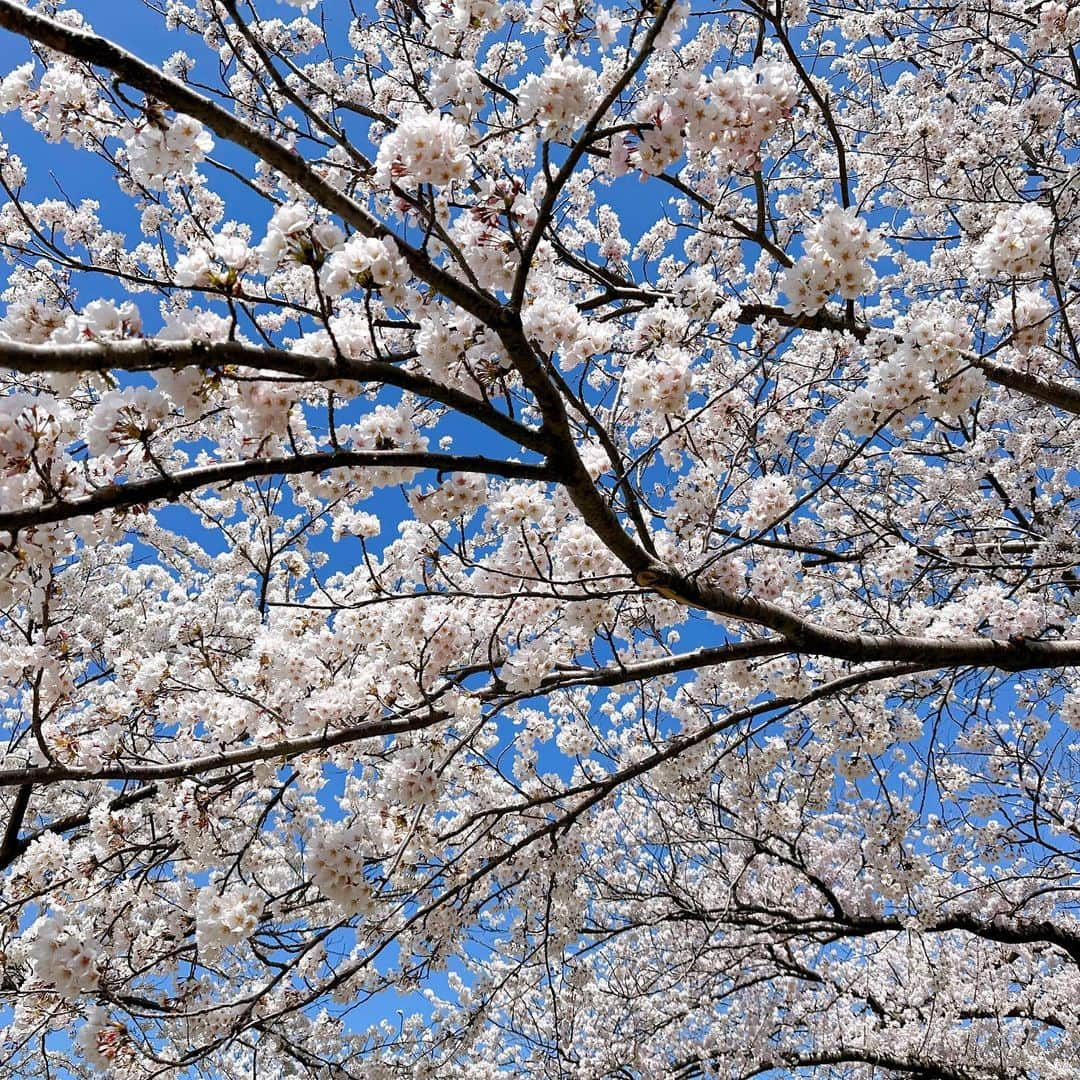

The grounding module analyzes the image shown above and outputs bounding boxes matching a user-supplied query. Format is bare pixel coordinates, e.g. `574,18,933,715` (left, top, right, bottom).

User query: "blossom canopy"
0,0,1079,1078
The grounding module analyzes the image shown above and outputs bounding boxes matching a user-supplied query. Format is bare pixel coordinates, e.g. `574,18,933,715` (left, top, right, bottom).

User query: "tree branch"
0,450,555,532
633,566,1080,673
0,338,552,453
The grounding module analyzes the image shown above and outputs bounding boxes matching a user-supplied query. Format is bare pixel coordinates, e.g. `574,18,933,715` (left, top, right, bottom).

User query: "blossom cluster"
320,234,410,302
502,636,562,692
426,0,506,46
517,54,599,139
173,234,253,289
973,203,1054,278
842,306,982,434
51,298,142,343
411,471,489,524
308,821,378,914
373,109,470,189
1029,2,1080,49
613,61,798,177
195,882,265,953
381,744,441,806
431,58,487,121
689,61,799,170
928,583,1048,641
781,205,885,313
75,1006,128,1070
987,287,1053,354
0,393,82,513
257,202,345,274
233,377,299,449
0,62,34,115
1,61,112,147
343,404,429,487
26,916,101,999
743,474,795,532
522,293,613,371
624,347,693,416
0,393,69,469
125,113,214,189
487,482,548,528
85,386,172,458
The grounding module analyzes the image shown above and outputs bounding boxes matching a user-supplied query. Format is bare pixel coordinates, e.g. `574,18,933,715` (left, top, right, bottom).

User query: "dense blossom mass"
0,0,1078,1077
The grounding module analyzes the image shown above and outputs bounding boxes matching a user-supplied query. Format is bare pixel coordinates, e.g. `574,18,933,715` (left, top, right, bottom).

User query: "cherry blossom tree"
0,0,1078,1076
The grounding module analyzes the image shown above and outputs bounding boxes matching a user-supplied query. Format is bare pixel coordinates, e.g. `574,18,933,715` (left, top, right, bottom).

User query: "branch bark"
0,338,552,453
0,449,555,532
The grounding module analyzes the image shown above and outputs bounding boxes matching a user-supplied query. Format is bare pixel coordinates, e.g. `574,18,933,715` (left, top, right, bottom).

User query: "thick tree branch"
0,450,555,532
0,783,32,868
0,338,552,453
969,352,1080,416
633,565,1080,673
735,1050,1006,1080
0,705,449,788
